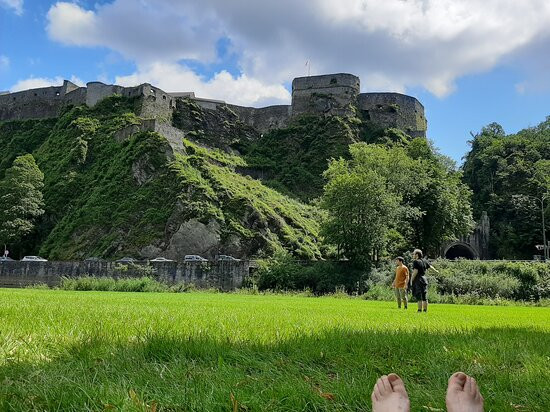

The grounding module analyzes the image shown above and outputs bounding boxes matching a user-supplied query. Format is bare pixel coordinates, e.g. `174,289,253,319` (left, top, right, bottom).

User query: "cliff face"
0,96,323,260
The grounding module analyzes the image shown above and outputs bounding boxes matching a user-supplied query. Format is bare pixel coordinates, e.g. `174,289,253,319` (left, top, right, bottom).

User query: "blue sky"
2,0,550,164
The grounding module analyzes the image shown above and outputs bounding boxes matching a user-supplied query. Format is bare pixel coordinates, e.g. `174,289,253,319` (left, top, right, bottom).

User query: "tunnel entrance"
444,242,477,260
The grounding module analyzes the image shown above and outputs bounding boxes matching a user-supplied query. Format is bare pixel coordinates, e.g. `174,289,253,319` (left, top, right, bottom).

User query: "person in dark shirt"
410,249,439,312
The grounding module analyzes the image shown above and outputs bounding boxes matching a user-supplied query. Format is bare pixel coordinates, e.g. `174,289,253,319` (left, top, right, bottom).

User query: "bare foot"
446,372,484,412
371,373,410,412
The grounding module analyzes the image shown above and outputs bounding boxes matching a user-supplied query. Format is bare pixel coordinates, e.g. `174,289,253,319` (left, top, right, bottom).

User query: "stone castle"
0,73,427,137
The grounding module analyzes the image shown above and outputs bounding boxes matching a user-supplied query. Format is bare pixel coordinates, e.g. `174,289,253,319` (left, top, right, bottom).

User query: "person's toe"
387,373,408,397
469,377,478,396
371,389,378,403
448,371,467,392
372,381,381,402
465,376,475,396
379,375,391,395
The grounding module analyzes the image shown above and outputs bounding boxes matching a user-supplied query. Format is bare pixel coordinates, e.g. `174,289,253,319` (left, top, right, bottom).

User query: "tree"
407,138,474,256
0,154,45,254
321,156,399,268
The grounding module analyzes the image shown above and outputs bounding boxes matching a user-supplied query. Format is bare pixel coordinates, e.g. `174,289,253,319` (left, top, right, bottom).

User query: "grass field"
0,289,549,411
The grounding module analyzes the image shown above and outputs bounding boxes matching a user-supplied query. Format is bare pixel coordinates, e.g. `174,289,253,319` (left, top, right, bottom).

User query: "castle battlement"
0,73,426,137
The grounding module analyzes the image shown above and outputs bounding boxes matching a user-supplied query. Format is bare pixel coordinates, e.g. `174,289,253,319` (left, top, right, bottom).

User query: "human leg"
394,288,402,308
412,284,422,312
446,372,484,412
421,290,428,312
400,288,408,309
371,373,410,412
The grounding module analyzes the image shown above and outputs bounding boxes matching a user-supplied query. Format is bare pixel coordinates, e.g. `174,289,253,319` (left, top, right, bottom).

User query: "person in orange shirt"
392,256,409,309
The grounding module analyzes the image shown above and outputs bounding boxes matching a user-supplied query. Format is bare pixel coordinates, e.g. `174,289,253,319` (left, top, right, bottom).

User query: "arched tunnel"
444,242,478,260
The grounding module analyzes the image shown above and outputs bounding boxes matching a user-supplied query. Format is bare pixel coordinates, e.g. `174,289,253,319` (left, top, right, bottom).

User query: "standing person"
410,249,439,312
392,257,409,309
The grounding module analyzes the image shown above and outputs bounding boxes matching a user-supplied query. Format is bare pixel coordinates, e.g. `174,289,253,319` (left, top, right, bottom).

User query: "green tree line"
462,118,550,259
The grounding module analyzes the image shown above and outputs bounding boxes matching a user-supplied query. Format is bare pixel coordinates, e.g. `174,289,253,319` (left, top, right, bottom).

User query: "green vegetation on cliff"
240,115,359,201
0,96,322,259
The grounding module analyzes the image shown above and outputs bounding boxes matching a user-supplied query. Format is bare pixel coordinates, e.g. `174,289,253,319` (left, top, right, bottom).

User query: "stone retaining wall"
0,260,250,290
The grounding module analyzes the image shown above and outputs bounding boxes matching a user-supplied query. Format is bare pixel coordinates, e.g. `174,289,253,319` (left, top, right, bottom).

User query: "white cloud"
10,75,84,92
47,1,221,62
0,0,23,15
46,2,96,46
115,62,290,107
0,55,9,70
46,0,550,98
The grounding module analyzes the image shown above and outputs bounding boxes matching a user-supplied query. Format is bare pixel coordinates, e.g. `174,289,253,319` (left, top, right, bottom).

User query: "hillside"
0,96,323,260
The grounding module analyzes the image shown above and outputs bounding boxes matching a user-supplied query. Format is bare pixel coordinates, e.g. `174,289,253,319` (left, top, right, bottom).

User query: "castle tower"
357,92,427,138
291,73,360,117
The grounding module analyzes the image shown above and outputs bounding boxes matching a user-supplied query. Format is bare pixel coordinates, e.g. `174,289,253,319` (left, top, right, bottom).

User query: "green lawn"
0,289,549,411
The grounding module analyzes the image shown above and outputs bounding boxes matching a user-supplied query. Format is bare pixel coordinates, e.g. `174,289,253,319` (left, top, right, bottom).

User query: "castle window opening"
34,93,37,96
162,95,166,100
12,97,15,101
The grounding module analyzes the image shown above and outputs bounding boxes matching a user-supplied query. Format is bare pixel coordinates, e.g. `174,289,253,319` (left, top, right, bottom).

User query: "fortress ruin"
0,73,427,138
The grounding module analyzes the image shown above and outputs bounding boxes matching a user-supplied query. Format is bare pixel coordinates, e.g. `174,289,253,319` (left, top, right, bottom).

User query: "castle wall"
61,79,80,95
192,97,225,111
64,87,87,106
291,73,360,117
227,104,292,133
136,84,175,120
0,85,65,121
0,73,428,139
86,82,125,107
357,93,427,138
114,118,185,152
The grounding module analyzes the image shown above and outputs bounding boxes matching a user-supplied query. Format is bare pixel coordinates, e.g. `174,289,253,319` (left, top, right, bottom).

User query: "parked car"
0,256,15,262
217,254,240,261
116,257,137,263
150,257,174,262
21,256,48,262
184,255,208,262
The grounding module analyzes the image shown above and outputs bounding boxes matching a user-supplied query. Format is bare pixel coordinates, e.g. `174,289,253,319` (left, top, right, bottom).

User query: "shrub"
255,252,366,294
363,285,394,301
436,271,520,299
434,260,549,301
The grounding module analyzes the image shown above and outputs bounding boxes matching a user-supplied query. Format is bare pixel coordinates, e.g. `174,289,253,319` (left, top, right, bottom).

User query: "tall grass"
60,276,169,292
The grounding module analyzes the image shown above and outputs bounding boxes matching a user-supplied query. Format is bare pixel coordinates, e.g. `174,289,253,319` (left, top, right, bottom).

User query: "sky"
1,0,550,164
